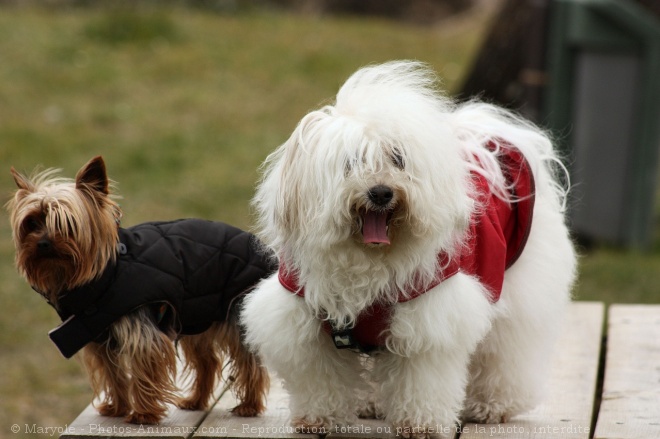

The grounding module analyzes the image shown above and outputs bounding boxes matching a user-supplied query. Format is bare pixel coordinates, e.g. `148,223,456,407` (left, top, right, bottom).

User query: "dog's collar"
40,238,128,358
278,252,458,303
36,240,126,316
56,257,119,320
278,254,459,352
29,240,126,315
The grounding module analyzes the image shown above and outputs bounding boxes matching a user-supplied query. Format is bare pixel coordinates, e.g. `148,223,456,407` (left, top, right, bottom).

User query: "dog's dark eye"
344,158,356,176
22,216,41,234
391,150,405,170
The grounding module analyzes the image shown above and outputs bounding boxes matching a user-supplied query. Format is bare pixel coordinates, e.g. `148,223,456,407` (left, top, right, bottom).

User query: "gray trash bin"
544,0,660,248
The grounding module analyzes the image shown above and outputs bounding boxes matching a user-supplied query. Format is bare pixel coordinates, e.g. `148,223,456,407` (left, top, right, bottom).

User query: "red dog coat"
279,143,535,351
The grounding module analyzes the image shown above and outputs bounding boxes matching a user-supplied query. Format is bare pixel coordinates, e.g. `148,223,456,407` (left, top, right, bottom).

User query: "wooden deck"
59,302,660,439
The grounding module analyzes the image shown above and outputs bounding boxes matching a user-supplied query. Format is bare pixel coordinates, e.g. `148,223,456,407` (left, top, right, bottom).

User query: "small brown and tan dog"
7,156,274,424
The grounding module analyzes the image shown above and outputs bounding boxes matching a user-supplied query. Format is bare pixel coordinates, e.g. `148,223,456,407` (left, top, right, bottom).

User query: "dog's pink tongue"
362,211,390,245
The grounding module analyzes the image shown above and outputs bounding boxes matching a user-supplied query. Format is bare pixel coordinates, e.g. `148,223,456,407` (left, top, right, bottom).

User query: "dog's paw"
96,401,129,418
291,416,331,435
125,412,162,425
231,402,265,417
394,422,443,439
461,400,509,424
177,397,206,411
358,401,384,419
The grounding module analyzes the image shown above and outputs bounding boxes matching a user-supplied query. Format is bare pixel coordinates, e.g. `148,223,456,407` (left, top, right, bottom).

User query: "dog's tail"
452,101,571,212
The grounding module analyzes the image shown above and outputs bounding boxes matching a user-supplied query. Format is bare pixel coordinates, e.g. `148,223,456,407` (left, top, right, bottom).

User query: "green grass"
0,5,493,436
574,244,660,303
0,4,658,438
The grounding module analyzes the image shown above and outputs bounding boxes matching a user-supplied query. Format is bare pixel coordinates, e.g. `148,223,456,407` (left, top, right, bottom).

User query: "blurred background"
0,0,658,436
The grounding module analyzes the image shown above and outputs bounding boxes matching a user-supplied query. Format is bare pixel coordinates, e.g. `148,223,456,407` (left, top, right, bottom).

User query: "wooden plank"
60,402,213,439
200,375,457,439
594,304,660,439
326,417,459,439
325,417,396,439
193,378,318,439
61,356,225,438
460,301,604,439
61,302,605,438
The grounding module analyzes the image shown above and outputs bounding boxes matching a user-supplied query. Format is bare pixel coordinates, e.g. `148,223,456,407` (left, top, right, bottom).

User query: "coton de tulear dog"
241,61,576,438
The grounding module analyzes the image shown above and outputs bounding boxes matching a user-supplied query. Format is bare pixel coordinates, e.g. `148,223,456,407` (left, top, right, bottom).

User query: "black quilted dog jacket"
47,219,277,358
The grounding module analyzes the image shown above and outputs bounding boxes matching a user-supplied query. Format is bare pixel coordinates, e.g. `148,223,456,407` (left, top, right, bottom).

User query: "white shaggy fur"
241,61,576,438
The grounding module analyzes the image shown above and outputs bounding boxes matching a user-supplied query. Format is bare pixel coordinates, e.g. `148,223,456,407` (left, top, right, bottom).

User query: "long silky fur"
242,60,577,435
219,312,270,417
7,166,121,301
83,308,179,424
8,157,269,425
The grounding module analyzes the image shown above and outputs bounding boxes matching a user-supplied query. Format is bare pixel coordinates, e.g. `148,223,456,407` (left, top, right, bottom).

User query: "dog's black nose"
37,238,52,252
368,185,394,206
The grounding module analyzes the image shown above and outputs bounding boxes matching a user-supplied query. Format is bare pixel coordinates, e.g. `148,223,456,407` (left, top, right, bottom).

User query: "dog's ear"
10,168,35,193
272,139,301,234
10,168,36,204
75,156,109,195
275,111,330,233
256,109,334,247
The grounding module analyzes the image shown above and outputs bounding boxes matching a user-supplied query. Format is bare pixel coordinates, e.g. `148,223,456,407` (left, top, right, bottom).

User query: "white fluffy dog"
241,61,576,438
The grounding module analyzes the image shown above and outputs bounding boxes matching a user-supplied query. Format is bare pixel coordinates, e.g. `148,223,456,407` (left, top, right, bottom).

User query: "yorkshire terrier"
7,156,275,425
